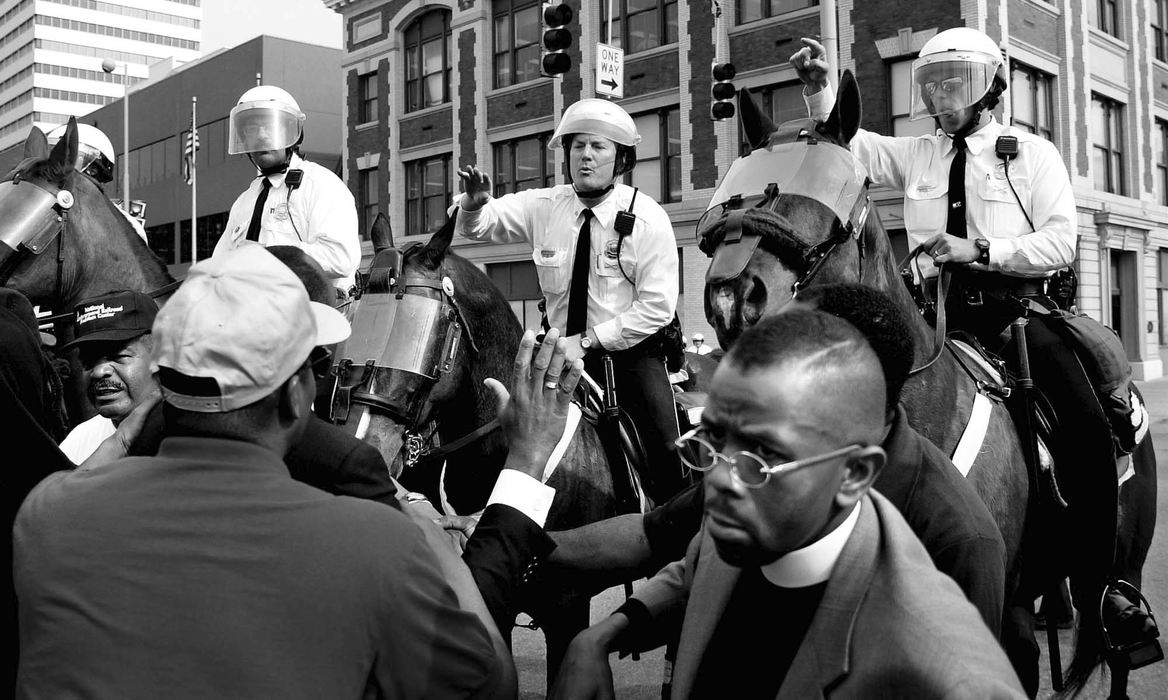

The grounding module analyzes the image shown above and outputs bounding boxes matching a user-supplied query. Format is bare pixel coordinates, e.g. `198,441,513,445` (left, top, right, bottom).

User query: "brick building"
325,0,1168,379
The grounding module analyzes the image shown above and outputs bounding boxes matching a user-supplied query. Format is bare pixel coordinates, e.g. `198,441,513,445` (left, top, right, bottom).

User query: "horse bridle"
699,119,872,295
0,173,75,302
327,243,493,468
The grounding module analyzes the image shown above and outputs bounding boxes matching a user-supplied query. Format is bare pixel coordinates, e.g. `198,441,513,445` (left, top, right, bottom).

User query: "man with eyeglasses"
551,309,1024,699
545,282,1005,636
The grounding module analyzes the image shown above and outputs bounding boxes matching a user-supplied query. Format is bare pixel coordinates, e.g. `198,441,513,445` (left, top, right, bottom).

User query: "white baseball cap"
151,244,350,413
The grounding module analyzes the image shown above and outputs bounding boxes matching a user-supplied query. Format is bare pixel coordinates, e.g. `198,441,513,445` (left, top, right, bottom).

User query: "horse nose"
706,274,767,346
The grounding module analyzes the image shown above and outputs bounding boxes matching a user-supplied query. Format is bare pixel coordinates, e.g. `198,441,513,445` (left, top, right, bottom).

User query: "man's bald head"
723,308,887,444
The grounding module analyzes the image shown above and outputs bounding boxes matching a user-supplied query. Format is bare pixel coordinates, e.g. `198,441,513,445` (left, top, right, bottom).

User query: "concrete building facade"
325,0,1168,378
0,0,202,152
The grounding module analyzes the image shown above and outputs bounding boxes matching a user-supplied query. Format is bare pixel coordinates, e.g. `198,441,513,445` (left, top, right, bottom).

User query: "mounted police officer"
793,28,1156,694
454,98,684,505
212,85,360,299
46,123,148,243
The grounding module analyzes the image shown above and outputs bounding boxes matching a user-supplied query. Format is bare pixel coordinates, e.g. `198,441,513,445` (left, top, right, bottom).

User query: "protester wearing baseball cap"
57,289,160,464
151,243,348,412
14,244,515,699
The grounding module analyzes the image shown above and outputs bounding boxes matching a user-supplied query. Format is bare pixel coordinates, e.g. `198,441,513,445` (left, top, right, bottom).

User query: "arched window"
404,10,451,113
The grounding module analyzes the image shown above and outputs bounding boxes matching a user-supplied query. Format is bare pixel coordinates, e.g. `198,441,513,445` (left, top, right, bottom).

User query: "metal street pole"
820,0,838,90
101,59,131,213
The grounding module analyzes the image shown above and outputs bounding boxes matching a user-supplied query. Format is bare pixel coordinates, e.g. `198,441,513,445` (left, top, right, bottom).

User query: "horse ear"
823,70,862,145
23,126,48,159
370,212,394,253
46,117,79,184
415,211,456,270
738,87,776,150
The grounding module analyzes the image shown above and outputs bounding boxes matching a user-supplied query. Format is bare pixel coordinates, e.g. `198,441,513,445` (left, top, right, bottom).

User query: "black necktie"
947,135,967,239
245,177,272,242
566,209,593,336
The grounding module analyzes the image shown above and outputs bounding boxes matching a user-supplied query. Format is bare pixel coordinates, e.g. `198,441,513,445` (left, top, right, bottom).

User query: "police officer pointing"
212,85,360,297
455,98,683,504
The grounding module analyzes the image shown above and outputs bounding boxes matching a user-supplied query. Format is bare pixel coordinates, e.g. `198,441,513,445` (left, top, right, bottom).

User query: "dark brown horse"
702,72,1157,696
1,119,174,316
326,212,627,686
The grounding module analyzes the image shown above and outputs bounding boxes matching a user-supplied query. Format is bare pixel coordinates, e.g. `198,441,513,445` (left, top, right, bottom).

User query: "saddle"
574,370,650,514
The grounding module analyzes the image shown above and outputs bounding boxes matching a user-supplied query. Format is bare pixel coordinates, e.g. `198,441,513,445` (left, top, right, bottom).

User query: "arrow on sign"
601,78,618,90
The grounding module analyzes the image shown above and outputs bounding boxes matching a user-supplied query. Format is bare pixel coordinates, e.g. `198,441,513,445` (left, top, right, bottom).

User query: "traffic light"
711,62,736,120
541,1,573,77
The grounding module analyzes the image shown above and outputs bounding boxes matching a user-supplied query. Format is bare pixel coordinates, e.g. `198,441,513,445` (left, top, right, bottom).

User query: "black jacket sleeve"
462,504,556,637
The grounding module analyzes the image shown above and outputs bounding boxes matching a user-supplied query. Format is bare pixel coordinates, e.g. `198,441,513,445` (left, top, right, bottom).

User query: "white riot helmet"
909,28,1006,121
549,99,641,175
228,85,306,155
46,123,116,183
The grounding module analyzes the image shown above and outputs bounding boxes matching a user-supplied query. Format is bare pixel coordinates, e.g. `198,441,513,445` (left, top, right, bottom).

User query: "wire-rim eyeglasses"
674,427,865,489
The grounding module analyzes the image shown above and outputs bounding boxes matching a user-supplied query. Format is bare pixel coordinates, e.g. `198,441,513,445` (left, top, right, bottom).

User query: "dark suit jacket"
130,409,553,634
633,492,1025,699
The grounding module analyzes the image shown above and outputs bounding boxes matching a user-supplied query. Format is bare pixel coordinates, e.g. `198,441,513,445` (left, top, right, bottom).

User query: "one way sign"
596,43,623,98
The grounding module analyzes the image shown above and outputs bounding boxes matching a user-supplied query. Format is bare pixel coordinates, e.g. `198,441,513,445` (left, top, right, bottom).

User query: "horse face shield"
328,278,467,428
699,132,870,289
0,180,73,281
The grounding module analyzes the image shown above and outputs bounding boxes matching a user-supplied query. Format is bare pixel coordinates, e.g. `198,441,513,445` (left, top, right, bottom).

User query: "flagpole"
190,95,198,265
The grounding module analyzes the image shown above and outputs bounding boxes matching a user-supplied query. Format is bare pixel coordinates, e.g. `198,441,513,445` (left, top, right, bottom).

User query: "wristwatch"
580,332,595,353
974,238,991,266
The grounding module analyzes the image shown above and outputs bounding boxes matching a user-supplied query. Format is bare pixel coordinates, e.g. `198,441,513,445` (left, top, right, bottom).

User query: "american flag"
183,118,199,185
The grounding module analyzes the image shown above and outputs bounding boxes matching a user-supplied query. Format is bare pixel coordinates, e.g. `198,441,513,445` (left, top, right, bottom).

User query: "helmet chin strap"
248,149,294,176
573,183,615,200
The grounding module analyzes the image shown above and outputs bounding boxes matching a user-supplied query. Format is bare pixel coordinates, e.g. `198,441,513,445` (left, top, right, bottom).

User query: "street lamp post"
100,58,131,214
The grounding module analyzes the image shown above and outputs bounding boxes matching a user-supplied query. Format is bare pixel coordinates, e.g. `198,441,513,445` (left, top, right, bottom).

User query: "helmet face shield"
75,145,113,183
228,102,304,154
909,54,997,120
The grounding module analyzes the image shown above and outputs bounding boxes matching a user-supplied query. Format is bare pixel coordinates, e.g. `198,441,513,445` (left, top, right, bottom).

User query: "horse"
324,211,631,686
701,71,1157,696
0,119,176,425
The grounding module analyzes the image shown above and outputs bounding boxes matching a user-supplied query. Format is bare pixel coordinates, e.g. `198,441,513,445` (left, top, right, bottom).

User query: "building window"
352,13,381,44
889,59,934,137
1158,120,1168,206
1010,62,1053,141
1157,0,1168,61
1091,94,1125,195
628,107,681,203
358,72,378,123
405,154,450,235
737,0,818,24
359,167,379,238
1089,0,1120,38
493,0,542,88
404,10,451,113
739,82,804,154
600,0,678,54
493,134,555,195
1159,249,1168,345
487,260,543,330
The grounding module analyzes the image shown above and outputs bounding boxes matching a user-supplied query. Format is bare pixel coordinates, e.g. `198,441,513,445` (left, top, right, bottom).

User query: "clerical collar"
760,501,862,589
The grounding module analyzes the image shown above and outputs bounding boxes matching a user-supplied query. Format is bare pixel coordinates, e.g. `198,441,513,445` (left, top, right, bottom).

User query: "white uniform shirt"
213,153,361,291
58,414,114,465
455,184,678,351
808,87,1077,278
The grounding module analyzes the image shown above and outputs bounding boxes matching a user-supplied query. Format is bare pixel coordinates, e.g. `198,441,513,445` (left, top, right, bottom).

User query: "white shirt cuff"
486,469,556,528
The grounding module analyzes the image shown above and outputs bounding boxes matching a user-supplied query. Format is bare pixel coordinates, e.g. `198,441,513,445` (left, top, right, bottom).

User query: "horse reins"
899,243,952,377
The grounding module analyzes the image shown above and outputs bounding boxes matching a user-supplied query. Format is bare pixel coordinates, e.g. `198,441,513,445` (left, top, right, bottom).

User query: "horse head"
0,118,171,312
327,212,521,489
702,71,888,347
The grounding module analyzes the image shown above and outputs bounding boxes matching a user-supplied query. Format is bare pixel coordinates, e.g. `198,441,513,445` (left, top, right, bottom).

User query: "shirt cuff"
592,318,626,351
486,469,556,528
804,84,835,121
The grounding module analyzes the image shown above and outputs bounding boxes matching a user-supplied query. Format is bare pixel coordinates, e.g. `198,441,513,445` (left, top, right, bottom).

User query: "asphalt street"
512,377,1168,699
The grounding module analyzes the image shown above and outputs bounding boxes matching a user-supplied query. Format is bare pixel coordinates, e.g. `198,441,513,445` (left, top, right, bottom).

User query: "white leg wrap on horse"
952,392,993,478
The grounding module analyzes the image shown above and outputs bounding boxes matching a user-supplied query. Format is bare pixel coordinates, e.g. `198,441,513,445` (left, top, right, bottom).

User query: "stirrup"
1100,580,1163,670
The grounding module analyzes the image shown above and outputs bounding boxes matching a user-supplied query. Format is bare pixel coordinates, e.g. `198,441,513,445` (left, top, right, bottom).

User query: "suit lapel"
670,527,741,698
777,496,879,699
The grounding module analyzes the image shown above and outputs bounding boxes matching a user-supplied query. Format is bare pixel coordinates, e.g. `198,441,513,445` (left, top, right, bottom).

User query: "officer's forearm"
548,514,652,572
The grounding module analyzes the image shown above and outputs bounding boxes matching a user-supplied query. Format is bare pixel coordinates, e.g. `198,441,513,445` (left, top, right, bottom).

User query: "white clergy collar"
760,500,862,589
